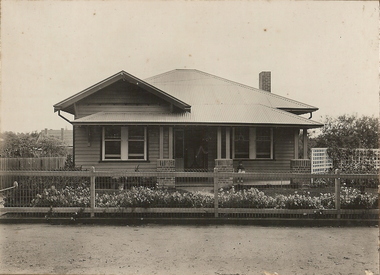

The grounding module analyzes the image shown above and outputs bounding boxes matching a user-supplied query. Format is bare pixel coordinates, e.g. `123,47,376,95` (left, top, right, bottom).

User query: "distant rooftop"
39,128,73,147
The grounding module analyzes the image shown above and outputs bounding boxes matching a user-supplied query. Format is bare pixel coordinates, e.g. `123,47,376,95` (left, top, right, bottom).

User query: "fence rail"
0,168,378,221
0,170,378,179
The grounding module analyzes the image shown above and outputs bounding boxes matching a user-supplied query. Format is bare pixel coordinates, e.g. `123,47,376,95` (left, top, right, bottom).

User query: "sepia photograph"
0,1,379,274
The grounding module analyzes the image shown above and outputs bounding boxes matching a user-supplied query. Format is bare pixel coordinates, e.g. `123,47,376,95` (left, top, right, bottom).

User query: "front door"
184,128,209,171
174,127,210,171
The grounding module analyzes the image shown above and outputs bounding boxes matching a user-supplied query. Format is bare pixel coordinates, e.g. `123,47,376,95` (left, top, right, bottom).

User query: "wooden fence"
0,169,378,221
0,157,66,171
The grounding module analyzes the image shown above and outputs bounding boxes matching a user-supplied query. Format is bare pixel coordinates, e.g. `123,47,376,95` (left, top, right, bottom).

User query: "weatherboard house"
54,69,322,186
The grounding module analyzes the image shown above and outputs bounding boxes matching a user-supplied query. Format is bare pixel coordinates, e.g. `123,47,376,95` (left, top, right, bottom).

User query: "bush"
274,192,325,209
27,185,378,210
219,187,276,208
96,187,213,208
340,186,378,209
30,183,90,207
4,176,90,207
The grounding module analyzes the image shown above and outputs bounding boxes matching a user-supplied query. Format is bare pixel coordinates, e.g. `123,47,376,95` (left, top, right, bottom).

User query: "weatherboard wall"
74,125,166,171
74,126,295,172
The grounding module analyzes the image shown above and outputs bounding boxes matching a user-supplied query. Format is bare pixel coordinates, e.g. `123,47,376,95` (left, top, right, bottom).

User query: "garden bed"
13,184,378,210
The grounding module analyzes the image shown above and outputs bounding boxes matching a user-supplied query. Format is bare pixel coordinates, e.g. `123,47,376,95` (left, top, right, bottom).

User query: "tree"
0,131,68,158
38,135,68,157
310,114,379,173
0,132,38,157
312,114,378,150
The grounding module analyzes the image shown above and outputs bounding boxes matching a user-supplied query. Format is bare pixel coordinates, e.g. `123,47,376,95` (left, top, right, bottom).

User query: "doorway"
174,127,210,171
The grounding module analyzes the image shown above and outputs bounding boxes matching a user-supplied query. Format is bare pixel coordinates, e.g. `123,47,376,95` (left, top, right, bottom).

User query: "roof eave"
278,107,318,115
72,121,323,129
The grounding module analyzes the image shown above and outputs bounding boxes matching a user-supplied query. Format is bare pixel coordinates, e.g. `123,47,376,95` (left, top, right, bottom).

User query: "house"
54,69,323,185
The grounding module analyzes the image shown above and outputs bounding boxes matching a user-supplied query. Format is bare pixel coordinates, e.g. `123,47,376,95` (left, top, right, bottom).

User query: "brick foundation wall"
291,159,311,186
157,159,175,187
214,159,234,188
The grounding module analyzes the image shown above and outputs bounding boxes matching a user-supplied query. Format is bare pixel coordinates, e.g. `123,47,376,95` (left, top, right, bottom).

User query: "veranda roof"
72,104,323,128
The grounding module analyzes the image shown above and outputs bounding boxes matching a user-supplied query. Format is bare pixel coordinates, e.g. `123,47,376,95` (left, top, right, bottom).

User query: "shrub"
96,187,213,208
218,187,276,208
27,185,378,210
274,192,324,209
340,186,378,209
31,183,90,207
3,176,90,207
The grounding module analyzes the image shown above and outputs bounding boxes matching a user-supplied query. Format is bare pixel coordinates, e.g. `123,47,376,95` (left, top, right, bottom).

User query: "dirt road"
0,223,378,275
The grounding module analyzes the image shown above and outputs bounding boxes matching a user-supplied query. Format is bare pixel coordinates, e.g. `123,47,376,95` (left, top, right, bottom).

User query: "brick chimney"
259,71,271,92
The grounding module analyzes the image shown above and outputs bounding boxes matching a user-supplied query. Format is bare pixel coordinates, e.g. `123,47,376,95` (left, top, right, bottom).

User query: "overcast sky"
1,1,378,133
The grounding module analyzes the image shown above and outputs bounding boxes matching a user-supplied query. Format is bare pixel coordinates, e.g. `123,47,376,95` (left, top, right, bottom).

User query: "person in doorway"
237,161,245,183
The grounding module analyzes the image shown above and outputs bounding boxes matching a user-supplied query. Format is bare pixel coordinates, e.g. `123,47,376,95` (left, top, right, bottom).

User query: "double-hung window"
234,127,250,159
233,127,273,159
102,126,147,161
256,128,272,159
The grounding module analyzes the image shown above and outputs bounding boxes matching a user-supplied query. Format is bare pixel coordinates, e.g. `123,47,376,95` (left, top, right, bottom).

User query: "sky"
1,1,378,133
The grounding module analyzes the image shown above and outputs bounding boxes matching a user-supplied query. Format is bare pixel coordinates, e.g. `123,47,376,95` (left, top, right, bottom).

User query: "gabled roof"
53,71,191,113
144,69,318,115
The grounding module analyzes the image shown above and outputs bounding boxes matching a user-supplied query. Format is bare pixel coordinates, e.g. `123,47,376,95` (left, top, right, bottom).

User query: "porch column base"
214,159,234,188
290,159,311,187
157,159,175,188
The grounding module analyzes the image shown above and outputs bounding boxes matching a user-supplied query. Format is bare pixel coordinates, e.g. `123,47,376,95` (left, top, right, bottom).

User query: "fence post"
335,169,341,219
214,170,219,218
90,166,96,218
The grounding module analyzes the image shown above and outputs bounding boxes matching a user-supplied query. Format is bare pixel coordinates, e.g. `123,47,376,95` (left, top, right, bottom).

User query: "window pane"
257,128,271,140
105,141,121,159
234,128,249,158
256,128,271,159
129,126,144,140
128,141,144,159
174,130,184,158
105,126,121,139
256,141,271,158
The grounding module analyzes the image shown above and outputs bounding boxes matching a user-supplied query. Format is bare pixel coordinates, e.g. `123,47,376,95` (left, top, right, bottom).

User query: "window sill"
233,158,275,161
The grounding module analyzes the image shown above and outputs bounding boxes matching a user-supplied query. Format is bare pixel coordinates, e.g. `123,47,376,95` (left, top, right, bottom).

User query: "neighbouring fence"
0,157,66,171
311,148,380,173
0,169,378,221
0,157,67,190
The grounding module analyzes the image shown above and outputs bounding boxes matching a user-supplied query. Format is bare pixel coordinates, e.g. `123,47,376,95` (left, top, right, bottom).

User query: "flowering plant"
30,185,378,210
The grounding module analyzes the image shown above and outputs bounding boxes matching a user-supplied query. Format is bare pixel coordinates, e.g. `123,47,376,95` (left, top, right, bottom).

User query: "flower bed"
29,185,378,210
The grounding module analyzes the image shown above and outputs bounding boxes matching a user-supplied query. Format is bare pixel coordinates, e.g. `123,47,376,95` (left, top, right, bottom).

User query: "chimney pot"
259,71,271,92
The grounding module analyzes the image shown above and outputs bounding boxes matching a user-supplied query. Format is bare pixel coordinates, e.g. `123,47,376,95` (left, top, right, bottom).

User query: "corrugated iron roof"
68,69,322,128
144,69,318,112
72,104,323,128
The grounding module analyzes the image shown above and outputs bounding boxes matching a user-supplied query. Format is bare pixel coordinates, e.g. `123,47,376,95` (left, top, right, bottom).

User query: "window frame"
102,126,147,161
232,127,273,160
